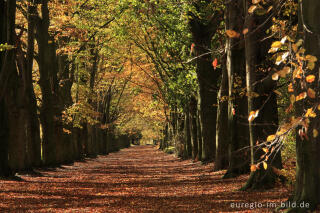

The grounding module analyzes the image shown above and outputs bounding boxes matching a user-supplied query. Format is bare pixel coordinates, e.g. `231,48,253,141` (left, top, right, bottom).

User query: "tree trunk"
189,96,198,160
288,1,320,211
184,106,192,158
3,0,31,172
194,38,218,162
35,0,61,166
189,8,222,162
0,0,12,176
241,0,281,190
223,0,250,178
197,108,203,162
214,58,229,171
25,1,42,167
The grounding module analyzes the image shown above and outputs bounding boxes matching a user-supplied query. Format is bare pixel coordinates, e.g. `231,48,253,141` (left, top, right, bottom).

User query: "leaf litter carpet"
0,145,289,212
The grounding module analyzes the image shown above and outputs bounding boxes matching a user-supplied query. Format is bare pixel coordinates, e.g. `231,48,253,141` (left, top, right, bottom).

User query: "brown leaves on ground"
0,146,289,212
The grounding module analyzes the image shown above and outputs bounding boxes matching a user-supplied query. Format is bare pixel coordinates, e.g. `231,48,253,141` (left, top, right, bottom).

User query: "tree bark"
214,60,229,171
241,0,282,190
25,1,42,167
35,0,62,166
189,96,198,160
184,106,192,158
288,1,320,211
0,0,12,177
223,0,250,178
189,7,222,162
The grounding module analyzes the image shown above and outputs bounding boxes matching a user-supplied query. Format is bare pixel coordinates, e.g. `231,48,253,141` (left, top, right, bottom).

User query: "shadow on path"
0,145,289,212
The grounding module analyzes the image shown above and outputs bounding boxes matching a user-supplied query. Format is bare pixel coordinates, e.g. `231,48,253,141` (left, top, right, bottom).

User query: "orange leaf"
248,110,259,122
226,30,240,38
296,92,307,101
307,88,316,99
288,83,294,93
250,164,257,172
248,5,257,14
212,58,218,70
306,75,315,83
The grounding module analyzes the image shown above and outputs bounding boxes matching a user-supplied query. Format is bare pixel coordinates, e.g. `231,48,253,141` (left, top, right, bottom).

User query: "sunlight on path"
0,146,289,212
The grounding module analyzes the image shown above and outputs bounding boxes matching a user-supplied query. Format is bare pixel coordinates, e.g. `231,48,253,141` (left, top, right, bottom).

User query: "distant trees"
0,0,133,175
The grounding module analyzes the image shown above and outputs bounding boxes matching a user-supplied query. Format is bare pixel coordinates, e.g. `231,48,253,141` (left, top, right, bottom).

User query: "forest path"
0,145,289,212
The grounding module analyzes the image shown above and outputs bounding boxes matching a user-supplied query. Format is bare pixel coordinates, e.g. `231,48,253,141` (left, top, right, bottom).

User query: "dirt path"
0,146,289,212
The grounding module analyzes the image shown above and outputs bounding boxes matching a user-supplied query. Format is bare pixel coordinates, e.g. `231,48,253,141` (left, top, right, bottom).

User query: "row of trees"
127,0,320,211
0,0,137,176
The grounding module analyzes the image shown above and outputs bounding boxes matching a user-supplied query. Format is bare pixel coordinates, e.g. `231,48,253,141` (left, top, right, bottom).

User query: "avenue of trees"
1,0,320,212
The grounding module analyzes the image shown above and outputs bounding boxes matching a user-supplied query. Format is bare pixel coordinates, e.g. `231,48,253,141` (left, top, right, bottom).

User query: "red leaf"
190,43,195,54
212,58,218,70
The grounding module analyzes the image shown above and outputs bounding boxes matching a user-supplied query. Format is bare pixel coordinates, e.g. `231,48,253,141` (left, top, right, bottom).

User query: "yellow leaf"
263,162,268,170
306,55,317,63
275,55,283,65
308,62,315,70
307,88,316,99
313,129,319,138
271,41,282,48
248,5,258,14
306,108,316,118
226,30,240,38
252,0,261,4
272,73,279,81
267,134,276,142
290,94,295,103
295,39,303,48
276,128,286,136
262,147,269,153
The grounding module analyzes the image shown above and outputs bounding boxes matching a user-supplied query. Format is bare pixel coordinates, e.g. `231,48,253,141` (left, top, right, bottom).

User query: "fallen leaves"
0,146,290,212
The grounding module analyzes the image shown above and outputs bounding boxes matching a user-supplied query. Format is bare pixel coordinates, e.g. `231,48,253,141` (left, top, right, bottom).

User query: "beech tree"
188,0,223,162
287,0,320,211
1,1,320,212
